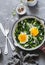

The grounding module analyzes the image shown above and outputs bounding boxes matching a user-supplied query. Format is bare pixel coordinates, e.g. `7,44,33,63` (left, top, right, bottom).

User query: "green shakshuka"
14,18,44,48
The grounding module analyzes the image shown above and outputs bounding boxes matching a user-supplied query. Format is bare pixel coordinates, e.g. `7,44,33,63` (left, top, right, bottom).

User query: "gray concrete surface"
0,0,45,65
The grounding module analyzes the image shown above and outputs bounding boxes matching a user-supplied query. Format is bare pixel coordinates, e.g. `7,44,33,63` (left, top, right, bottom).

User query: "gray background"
0,0,45,65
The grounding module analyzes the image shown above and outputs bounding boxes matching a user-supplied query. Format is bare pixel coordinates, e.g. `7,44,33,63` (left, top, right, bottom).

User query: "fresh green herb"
12,10,16,16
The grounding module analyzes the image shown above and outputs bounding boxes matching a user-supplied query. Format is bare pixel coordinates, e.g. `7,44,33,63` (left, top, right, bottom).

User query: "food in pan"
14,18,44,49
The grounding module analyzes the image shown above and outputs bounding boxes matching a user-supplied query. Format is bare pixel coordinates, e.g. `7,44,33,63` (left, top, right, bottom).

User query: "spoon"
4,29,9,54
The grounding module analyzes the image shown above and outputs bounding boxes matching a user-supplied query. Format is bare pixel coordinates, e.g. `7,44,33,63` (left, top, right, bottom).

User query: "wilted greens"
14,18,44,49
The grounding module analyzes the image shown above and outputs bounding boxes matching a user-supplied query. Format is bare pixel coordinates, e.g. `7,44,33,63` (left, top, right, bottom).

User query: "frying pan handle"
39,45,45,53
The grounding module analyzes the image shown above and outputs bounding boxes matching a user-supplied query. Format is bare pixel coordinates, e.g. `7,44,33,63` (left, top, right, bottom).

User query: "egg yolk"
30,27,39,36
18,33,28,44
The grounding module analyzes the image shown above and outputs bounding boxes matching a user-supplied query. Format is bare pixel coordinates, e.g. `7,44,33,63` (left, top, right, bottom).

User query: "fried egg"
30,27,39,36
18,32,28,44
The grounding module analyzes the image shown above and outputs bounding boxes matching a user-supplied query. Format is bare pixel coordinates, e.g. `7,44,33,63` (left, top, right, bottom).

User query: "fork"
4,29,9,54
